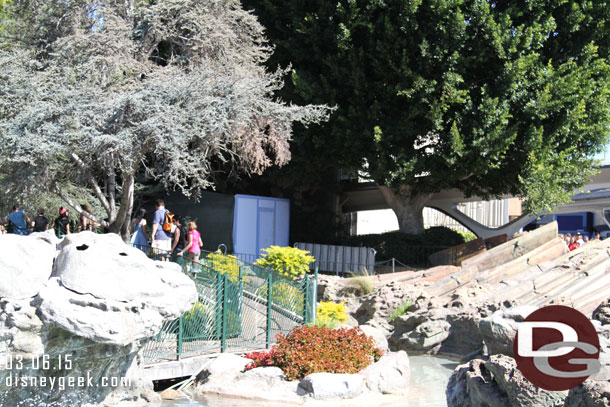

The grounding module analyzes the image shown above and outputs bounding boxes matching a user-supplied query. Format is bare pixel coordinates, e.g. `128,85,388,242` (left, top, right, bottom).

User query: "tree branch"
54,187,109,227
70,152,112,216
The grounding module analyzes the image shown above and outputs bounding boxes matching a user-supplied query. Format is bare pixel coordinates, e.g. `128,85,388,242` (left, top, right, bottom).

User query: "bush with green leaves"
205,250,242,282
254,246,315,279
314,301,348,328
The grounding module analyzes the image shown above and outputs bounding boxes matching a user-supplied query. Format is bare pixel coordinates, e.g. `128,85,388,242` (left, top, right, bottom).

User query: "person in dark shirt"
54,207,70,238
32,208,49,232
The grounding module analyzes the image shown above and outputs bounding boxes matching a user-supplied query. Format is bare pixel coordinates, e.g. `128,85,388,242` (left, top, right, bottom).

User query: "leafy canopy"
244,0,610,220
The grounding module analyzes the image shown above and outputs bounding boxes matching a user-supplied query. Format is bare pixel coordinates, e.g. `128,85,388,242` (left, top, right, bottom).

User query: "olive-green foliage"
388,300,413,322
206,250,241,283
242,0,610,231
315,301,348,328
348,276,375,296
254,246,315,279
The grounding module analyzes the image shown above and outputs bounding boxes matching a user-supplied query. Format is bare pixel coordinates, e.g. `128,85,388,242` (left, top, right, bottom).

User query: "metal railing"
137,247,317,364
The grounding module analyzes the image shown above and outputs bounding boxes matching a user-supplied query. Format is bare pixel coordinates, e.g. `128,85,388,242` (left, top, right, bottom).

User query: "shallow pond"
147,355,459,407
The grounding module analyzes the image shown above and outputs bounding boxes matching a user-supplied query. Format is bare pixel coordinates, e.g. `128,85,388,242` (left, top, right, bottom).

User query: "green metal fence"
139,249,317,364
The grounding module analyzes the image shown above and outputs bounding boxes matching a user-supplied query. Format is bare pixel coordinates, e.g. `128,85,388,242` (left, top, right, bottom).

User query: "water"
144,356,458,407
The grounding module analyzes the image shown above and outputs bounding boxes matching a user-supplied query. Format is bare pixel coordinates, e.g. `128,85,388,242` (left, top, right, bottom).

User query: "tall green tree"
0,0,330,239
244,0,610,234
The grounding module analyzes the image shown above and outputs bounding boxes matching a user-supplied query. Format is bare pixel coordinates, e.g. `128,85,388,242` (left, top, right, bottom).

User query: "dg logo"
514,305,601,391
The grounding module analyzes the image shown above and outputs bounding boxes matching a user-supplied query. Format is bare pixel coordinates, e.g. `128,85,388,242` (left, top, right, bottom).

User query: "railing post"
221,274,228,353
177,317,183,360
266,274,272,349
215,271,222,348
312,267,318,323
303,273,310,323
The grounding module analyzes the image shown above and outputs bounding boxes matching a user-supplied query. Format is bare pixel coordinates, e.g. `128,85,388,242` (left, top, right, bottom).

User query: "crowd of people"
560,232,603,252
129,199,203,261
1,204,97,238
2,200,204,262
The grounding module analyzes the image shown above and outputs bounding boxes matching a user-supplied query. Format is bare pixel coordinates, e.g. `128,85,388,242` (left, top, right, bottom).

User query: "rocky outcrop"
300,372,363,400
479,306,537,357
0,232,197,407
358,351,410,394
446,355,566,407
564,380,610,407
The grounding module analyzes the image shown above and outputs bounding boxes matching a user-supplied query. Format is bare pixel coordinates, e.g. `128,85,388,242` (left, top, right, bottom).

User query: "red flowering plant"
243,326,384,380
243,349,277,371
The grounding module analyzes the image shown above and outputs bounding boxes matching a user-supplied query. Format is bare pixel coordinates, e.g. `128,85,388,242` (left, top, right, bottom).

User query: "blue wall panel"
233,194,290,261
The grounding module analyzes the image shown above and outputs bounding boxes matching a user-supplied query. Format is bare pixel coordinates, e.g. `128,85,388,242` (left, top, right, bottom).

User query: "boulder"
299,372,363,400
196,353,253,386
0,233,57,300
446,355,566,407
400,319,451,352
564,379,610,407
593,299,610,325
52,232,194,317
0,232,198,407
359,324,389,352
359,351,410,394
479,306,537,357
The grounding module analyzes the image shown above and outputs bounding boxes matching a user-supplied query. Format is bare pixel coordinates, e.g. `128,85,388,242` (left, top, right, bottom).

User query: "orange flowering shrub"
244,326,383,380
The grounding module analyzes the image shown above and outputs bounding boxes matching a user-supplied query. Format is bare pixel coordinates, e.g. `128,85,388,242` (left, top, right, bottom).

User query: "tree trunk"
378,185,433,235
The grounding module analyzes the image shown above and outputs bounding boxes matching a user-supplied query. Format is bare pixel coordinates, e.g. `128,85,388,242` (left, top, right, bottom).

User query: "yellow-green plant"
254,246,315,279
256,280,305,314
206,250,242,282
315,301,349,328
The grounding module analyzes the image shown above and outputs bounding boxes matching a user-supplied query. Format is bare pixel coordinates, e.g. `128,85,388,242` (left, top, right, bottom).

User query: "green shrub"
388,299,413,322
205,250,241,282
251,326,383,380
254,246,315,279
315,301,348,328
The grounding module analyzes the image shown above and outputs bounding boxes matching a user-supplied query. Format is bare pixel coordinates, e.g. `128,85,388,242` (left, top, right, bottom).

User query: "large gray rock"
479,306,537,357
196,353,253,387
300,372,363,400
36,233,196,345
359,351,410,394
359,324,389,352
564,379,610,407
0,233,57,300
0,231,197,406
53,232,193,316
446,355,566,407
400,319,451,352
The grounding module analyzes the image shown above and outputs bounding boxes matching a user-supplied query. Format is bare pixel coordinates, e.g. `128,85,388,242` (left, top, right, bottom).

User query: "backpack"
162,210,175,233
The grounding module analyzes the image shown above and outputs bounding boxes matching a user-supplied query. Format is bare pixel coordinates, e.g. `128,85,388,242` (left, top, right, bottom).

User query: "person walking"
54,207,70,238
6,204,30,235
80,204,94,232
171,215,187,259
151,199,172,260
31,208,49,232
177,220,203,263
130,208,150,252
